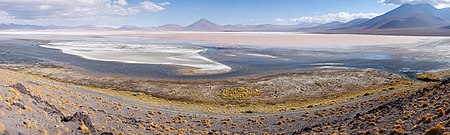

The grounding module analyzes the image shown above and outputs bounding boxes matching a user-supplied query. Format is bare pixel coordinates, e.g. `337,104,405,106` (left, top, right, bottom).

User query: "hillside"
357,3,449,29
296,79,450,134
321,3,450,35
0,65,449,134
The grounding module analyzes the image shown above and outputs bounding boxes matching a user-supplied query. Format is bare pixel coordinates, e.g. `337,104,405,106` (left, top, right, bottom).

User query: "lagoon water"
0,33,449,80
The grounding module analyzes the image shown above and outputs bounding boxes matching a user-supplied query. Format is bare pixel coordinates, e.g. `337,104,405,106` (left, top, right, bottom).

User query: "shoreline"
0,63,424,113
39,41,232,75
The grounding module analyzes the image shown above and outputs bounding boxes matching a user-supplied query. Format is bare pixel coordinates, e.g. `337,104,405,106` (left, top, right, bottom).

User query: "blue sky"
126,0,395,26
0,0,448,27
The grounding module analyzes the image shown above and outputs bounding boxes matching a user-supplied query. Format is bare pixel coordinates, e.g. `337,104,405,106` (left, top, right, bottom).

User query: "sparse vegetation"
438,108,445,117
417,72,442,81
80,121,90,133
220,87,262,100
17,109,23,115
24,105,33,112
24,120,31,128
0,123,5,133
425,124,445,135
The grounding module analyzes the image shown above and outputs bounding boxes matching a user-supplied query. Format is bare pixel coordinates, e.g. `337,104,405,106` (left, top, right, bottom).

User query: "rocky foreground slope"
295,79,450,134
0,68,449,134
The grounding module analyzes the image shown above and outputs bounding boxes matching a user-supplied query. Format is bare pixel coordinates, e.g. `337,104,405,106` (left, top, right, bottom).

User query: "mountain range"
1,3,449,36
320,3,450,35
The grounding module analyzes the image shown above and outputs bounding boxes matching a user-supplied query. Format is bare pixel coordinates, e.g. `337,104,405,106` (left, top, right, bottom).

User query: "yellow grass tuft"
425,124,445,135
0,123,5,134
438,108,446,117
56,129,62,135
24,120,31,128
42,128,48,135
17,109,23,115
24,105,33,112
9,88,22,100
80,121,90,133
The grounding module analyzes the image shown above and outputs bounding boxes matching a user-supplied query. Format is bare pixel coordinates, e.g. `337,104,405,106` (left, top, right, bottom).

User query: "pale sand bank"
40,41,231,75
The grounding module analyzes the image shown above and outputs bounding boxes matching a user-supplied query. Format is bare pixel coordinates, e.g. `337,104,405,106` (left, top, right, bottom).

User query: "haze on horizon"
2,0,449,27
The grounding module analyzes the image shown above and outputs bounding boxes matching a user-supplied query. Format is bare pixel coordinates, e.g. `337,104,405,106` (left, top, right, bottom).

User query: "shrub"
0,123,4,133
80,121,90,133
416,72,441,81
24,120,31,128
425,124,445,135
17,109,23,115
24,105,33,112
438,108,445,117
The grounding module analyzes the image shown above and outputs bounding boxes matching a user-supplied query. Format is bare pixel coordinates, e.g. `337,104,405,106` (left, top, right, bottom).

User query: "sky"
0,0,449,27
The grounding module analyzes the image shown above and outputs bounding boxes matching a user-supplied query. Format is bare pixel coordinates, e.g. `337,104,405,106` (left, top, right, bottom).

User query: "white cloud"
116,0,128,6
139,1,166,12
275,12,381,25
0,0,169,26
379,0,450,8
159,2,171,6
0,11,14,21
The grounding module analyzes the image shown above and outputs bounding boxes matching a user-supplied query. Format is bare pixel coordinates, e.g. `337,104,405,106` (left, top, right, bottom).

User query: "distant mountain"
45,25,70,29
159,24,184,29
295,22,322,28
299,18,369,31
246,24,302,32
335,18,370,29
439,8,450,20
118,25,141,30
183,18,305,32
353,3,450,29
0,23,47,30
316,3,450,36
317,21,344,28
0,24,73,30
76,25,97,28
185,18,222,31
155,24,185,31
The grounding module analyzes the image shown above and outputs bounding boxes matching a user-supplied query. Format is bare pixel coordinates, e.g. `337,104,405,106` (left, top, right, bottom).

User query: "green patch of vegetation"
220,87,262,100
416,70,450,82
416,72,441,81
